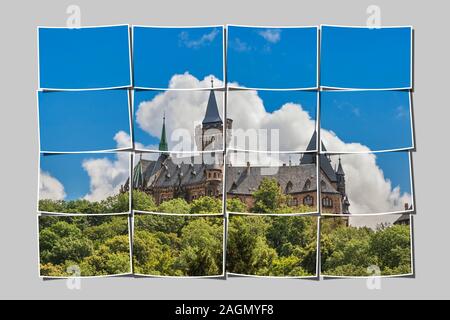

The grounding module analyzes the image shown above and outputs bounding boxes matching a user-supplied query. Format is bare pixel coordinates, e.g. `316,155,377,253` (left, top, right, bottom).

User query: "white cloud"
82,131,130,202
230,38,252,52
135,73,412,218
39,170,66,200
227,90,315,151
179,29,219,49
258,29,281,43
136,73,224,151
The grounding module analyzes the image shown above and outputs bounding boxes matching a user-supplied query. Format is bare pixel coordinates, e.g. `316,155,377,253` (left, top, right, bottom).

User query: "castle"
130,85,350,214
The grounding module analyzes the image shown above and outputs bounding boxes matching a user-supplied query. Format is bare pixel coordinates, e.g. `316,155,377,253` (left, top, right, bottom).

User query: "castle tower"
336,157,350,214
336,157,346,195
159,113,169,153
195,78,232,152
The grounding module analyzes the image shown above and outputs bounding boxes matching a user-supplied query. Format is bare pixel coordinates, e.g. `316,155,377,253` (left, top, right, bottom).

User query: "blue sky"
39,26,131,89
321,26,412,89
227,26,317,89
374,152,411,194
320,90,413,152
258,90,317,117
40,153,118,200
39,90,131,152
133,26,224,88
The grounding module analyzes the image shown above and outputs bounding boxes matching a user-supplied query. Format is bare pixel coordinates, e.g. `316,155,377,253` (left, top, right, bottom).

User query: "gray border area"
0,0,447,299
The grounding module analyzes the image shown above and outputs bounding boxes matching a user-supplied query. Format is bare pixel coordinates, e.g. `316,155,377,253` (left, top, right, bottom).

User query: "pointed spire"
202,88,222,124
158,112,168,152
337,157,345,175
300,131,337,182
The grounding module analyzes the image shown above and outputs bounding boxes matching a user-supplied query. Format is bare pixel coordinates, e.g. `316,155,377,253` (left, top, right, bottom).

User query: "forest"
133,214,224,276
320,218,412,276
38,178,412,277
39,215,131,277
227,215,318,277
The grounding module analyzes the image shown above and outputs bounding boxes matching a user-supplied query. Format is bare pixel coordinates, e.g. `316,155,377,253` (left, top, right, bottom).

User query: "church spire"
202,78,222,124
336,157,345,176
158,112,168,152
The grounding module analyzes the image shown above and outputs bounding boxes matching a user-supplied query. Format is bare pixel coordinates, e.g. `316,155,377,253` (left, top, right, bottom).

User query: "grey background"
0,0,447,299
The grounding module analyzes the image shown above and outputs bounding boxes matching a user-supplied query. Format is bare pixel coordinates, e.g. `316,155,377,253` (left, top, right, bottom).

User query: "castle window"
292,198,298,206
322,197,333,208
303,195,314,206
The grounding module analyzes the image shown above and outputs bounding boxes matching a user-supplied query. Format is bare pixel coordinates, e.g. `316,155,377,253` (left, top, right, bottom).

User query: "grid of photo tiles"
37,24,415,279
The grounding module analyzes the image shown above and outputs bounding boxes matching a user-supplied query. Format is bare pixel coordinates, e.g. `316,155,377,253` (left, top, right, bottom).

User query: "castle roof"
300,131,337,182
202,89,222,124
135,157,223,191
394,213,410,225
226,163,337,195
336,157,345,175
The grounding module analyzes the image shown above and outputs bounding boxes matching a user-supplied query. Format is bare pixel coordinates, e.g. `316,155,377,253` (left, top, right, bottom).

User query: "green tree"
369,225,411,272
158,198,191,214
226,198,247,213
252,178,288,213
176,218,224,276
133,190,157,212
227,216,271,274
190,196,222,214
39,221,94,265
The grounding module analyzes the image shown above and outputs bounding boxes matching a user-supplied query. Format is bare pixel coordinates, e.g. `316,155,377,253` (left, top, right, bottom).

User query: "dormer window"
304,179,311,190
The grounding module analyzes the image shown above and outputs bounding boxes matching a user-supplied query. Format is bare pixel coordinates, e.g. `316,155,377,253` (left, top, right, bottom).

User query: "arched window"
322,197,333,208
303,195,314,206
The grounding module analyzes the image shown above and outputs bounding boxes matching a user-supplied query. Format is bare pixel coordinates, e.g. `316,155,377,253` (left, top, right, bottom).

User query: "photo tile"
320,90,414,153
132,152,225,215
38,89,132,153
319,152,414,216
320,25,413,90
227,26,318,89
133,26,224,89
227,90,317,152
38,214,132,278
134,89,225,153
226,151,319,215
320,214,413,278
133,213,224,277
38,153,131,214
38,25,131,90
227,214,318,278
